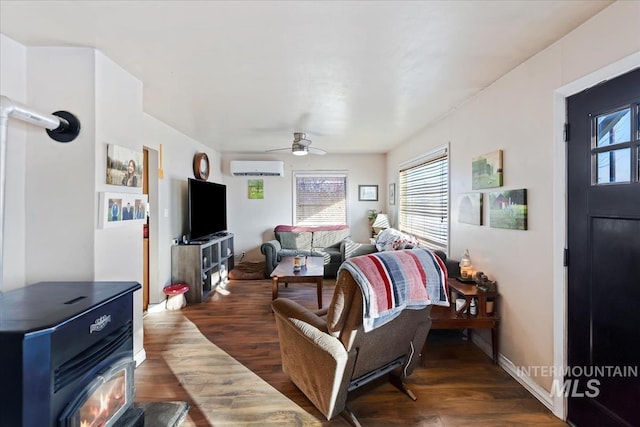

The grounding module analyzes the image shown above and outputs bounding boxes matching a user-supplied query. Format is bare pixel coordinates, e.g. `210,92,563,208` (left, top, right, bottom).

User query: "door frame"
143,146,161,304
551,52,640,420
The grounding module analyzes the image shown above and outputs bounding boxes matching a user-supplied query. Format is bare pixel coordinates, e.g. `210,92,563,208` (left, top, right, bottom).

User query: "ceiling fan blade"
308,147,326,155
265,147,292,153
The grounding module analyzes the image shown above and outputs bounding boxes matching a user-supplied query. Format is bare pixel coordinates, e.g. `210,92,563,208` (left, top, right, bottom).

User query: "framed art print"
489,189,527,230
457,192,483,225
359,185,378,201
389,183,396,205
472,149,503,190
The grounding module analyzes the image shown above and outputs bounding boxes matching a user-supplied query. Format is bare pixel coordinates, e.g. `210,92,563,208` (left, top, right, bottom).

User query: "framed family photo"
99,192,148,228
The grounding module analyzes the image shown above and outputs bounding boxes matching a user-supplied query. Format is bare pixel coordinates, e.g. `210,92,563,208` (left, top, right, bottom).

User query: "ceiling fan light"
292,143,308,156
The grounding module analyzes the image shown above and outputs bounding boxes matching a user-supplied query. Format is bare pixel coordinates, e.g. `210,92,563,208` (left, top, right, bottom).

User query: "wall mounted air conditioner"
230,160,285,177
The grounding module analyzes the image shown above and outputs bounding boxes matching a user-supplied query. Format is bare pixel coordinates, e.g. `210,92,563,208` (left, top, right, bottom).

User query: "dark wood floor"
136,279,567,426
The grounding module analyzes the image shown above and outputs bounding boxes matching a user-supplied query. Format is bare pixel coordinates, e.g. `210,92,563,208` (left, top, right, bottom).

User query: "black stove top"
0,281,140,333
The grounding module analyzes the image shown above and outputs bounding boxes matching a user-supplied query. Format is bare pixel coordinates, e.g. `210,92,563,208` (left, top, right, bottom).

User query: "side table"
425,278,500,364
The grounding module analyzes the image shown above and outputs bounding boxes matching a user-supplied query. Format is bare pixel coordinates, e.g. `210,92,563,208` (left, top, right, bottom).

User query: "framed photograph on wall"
359,185,378,201
99,192,148,228
389,183,396,205
106,144,143,188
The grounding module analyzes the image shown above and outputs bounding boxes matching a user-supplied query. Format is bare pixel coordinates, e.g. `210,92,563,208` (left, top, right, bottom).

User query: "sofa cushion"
275,231,312,251
312,228,351,250
319,248,342,264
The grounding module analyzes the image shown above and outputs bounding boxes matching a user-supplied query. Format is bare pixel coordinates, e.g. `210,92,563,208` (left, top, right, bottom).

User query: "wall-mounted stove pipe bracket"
0,95,81,291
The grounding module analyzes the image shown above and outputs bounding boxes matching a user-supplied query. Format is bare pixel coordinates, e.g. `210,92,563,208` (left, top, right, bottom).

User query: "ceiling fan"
266,132,326,156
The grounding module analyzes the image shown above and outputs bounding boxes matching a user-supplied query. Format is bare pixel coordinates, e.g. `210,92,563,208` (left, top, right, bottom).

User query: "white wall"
25,47,97,283
94,51,144,282
386,0,640,401
142,113,221,304
0,34,27,291
221,153,386,261
93,51,145,358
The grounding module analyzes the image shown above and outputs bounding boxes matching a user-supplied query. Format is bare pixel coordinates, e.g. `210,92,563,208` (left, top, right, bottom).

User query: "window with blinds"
294,173,347,226
398,147,448,251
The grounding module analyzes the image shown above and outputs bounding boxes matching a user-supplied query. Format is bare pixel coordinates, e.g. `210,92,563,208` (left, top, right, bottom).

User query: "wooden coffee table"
271,256,324,308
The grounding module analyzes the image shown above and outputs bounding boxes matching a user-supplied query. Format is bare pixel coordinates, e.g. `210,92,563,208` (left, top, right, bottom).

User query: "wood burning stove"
0,281,140,427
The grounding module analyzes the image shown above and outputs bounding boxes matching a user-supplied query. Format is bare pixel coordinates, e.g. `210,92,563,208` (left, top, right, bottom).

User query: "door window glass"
596,149,631,184
596,108,630,147
592,105,639,185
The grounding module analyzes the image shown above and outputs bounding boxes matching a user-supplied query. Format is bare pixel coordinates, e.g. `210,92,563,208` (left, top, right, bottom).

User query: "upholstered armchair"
272,249,446,425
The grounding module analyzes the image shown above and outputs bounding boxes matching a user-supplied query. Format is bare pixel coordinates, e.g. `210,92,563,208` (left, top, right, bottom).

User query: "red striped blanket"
339,248,449,331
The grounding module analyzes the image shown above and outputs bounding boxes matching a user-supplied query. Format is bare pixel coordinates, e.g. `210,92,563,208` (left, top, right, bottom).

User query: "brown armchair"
271,266,433,425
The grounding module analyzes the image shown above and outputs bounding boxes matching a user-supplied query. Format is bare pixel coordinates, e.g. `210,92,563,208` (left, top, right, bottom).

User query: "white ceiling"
0,1,612,155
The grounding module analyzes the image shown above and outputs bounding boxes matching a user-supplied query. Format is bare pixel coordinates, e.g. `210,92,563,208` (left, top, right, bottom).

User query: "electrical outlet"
242,250,246,257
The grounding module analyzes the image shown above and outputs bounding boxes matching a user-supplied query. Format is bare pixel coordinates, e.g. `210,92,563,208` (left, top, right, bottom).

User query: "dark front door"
567,68,640,426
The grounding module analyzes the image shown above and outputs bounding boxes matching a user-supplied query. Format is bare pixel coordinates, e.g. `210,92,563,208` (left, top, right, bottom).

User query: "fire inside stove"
80,370,126,426
59,357,135,427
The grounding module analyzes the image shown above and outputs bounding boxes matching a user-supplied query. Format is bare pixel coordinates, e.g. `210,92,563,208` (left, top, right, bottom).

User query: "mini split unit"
230,160,285,177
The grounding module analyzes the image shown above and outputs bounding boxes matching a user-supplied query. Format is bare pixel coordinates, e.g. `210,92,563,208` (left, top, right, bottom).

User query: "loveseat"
261,225,351,278
340,228,461,278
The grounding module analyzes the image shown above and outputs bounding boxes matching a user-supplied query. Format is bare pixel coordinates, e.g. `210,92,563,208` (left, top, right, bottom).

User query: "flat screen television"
188,178,227,241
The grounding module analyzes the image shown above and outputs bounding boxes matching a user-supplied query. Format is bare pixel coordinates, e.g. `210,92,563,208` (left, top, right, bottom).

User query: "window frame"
590,103,640,185
397,145,450,253
292,171,348,226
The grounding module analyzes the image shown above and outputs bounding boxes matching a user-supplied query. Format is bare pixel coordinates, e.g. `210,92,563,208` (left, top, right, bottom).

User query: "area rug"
136,312,319,426
228,261,266,280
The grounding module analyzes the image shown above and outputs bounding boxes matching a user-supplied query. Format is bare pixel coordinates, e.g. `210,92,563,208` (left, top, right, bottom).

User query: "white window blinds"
294,173,347,226
398,148,448,251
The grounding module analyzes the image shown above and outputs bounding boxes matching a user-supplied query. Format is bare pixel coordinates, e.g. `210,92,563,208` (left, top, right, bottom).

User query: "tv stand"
171,233,234,303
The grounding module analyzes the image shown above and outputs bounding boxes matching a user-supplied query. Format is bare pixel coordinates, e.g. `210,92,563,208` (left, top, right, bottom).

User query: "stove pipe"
0,95,80,291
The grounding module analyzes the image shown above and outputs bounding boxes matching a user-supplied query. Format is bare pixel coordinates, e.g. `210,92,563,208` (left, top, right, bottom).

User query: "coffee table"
271,256,324,309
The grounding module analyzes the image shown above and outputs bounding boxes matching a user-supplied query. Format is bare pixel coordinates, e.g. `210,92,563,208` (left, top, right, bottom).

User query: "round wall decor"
193,152,210,180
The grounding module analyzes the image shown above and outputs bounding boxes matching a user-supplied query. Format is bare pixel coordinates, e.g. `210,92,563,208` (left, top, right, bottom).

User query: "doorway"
566,68,639,426
142,147,160,311
142,148,150,311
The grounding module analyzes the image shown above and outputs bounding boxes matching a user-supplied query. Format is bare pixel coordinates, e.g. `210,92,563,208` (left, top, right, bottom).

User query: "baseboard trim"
471,333,554,412
135,348,147,367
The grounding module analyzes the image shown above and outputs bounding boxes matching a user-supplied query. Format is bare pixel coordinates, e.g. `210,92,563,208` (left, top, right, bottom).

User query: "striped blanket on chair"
338,248,449,331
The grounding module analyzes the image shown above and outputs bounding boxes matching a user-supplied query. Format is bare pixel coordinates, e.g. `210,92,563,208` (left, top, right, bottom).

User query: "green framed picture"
489,189,527,230
248,179,264,199
472,150,503,190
